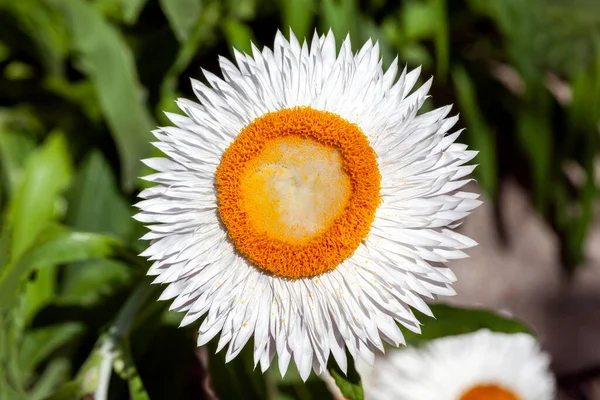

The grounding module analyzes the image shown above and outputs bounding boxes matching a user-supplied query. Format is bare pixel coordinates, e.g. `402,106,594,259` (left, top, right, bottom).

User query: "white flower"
134,29,480,381
360,329,556,400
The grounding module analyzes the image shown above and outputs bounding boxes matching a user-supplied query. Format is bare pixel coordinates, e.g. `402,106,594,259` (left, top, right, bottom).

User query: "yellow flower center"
459,384,521,400
241,136,351,241
215,107,381,279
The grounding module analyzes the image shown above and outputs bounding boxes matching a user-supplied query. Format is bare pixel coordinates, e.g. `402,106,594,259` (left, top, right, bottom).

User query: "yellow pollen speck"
243,323,247,328
215,106,381,279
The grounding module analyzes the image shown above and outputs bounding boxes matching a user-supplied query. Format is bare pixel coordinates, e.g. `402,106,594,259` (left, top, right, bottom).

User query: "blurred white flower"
356,329,555,400
134,30,480,380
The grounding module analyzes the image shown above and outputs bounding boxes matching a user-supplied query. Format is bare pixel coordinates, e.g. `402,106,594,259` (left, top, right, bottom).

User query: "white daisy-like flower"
358,329,556,400
134,29,481,380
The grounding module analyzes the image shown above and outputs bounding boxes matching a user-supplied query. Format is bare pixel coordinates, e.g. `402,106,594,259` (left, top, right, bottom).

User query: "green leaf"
327,354,363,400
516,103,552,209
267,362,335,400
19,323,85,374
159,0,202,43
58,259,132,307
66,150,133,240
0,227,125,309
208,343,267,400
0,307,28,399
122,0,148,24
1,132,72,322
280,0,314,40
320,0,358,44
44,381,83,400
403,303,532,346
0,41,9,63
56,0,153,190
431,0,449,79
222,19,256,55
0,0,69,77
22,266,58,326
28,358,70,400
44,76,102,123
7,131,72,262
452,65,498,198
156,0,220,128
0,127,36,198
401,0,436,41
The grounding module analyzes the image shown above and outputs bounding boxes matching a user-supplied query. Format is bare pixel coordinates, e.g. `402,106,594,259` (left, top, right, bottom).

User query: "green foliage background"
0,0,598,399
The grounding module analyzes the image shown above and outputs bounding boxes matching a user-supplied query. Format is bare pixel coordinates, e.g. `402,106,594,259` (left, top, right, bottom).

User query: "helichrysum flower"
135,30,480,380
358,329,555,400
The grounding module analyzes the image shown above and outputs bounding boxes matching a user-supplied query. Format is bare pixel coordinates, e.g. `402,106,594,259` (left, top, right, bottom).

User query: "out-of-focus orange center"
459,384,521,400
215,107,381,279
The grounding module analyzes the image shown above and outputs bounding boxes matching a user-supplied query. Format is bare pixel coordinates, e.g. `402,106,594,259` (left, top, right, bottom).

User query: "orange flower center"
459,384,521,400
215,107,381,279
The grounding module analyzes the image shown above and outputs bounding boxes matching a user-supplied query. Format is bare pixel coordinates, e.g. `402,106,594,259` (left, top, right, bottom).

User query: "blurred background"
0,0,599,399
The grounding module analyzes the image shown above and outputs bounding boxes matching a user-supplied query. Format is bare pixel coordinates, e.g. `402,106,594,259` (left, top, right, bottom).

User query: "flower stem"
93,282,157,400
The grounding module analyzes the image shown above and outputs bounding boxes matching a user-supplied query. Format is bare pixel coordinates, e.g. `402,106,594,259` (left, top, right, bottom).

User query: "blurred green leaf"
157,0,220,121
58,259,132,307
121,0,148,24
281,0,314,40
452,65,498,197
0,306,28,399
569,36,600,133
327,354,363,400
431,0,449,78
222,19,256,55
57,0,153,190
404,303,532,346
0,227,125,309
7,131,72,262
1,131,72,323
28,358,70,400
44,381,82,400
0,0,69,76
559,36,600,270
226,0,256,19
401,0,435,41
0,126,36,197
320,0,358,44
516,103,552,209
23,266,58,326
44,76,102,122
66,150,132,240
159,0,202,43
19,323,84,374
0,41,9,63
4,61,34,80
208,343,268,400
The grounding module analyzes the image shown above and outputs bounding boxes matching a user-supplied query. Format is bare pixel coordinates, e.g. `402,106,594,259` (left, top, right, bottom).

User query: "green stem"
93,281,158,400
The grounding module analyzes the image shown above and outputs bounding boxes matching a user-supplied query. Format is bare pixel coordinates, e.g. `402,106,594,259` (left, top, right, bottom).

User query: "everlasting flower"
135,30,480,380
357,329,556,400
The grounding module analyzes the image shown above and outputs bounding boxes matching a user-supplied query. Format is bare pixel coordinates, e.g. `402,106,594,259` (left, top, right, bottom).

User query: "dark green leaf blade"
404,303,532,347
453,65,498,198
57,0,153,190
6,131,72,262
327,354,363,400
0,227,125,309
159,0,202,43
66,150,132,240
280,0,314,41
19,323,85,374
